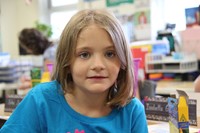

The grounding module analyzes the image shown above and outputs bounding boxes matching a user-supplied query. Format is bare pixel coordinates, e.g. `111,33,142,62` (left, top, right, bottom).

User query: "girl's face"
70,24,121,96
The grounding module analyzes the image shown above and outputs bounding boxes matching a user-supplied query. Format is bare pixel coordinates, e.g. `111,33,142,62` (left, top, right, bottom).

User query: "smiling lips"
87,76,107,80
88,76,107,79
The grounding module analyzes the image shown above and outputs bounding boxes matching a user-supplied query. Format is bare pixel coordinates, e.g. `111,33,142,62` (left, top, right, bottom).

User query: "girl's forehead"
81,24,102,32
75,24,115,49
78,24,107,39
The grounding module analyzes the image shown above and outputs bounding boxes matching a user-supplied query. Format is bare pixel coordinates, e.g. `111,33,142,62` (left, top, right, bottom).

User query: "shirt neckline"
57,85,118,123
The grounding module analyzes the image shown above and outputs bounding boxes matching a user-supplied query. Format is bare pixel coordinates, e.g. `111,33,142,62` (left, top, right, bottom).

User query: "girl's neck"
64,92,112,118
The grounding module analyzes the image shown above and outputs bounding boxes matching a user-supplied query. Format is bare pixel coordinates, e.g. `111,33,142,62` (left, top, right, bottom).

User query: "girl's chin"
86,87,109,94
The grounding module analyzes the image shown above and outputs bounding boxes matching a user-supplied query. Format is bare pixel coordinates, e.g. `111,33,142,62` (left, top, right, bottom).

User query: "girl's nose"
91,55,105,71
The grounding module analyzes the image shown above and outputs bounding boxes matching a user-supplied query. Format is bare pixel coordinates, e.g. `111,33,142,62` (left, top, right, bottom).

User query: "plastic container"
133,58,141,96
46,63,53,73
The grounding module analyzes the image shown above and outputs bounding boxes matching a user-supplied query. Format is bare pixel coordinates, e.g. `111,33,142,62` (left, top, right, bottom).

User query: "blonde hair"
52,9,135,107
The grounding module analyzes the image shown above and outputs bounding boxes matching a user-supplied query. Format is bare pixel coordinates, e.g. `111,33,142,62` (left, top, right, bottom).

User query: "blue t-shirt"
1,81,148,133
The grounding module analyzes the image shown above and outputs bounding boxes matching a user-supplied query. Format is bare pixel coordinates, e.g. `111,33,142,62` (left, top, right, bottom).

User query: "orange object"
149,73,163,79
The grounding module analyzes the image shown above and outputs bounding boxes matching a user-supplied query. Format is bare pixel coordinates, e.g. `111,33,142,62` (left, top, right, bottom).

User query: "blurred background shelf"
145,53,198,73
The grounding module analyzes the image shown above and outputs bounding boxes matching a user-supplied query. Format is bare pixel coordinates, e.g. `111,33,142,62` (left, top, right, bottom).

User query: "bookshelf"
145,53,198,73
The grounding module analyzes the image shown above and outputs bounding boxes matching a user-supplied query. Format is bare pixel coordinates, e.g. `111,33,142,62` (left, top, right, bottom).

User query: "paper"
180,28,200,59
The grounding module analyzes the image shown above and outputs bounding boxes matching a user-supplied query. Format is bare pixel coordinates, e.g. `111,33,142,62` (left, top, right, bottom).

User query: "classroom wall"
80,0,138,14
0,0,40,57
1,0,18,57
0,0,150,57
80,0,151,42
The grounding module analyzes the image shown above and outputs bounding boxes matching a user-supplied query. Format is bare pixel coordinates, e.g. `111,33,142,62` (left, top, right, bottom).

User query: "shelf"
145,53,198,73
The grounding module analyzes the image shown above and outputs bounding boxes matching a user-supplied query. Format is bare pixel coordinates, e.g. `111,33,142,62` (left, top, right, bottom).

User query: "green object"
31,68,41,87
31,68,41,79
31,81,41,87
106,0,134,7
157,32,175,53
35,21,53,38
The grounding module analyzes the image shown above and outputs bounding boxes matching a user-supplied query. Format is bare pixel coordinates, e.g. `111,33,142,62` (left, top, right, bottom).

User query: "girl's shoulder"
124,97,145,111
29,80,62,98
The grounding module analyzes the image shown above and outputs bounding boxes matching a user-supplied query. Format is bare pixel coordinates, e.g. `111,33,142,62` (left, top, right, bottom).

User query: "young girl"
1,9,148,133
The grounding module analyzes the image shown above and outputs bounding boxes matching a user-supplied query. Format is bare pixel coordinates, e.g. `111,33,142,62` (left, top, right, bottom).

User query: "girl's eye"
105,51,115,58
79,52,90,59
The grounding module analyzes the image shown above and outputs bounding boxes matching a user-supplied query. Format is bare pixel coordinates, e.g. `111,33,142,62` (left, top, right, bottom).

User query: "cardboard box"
168,90,190,133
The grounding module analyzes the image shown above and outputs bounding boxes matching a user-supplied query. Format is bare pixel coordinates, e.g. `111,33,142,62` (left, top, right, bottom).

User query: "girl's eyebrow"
76,47,90,51
106,45,115,49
